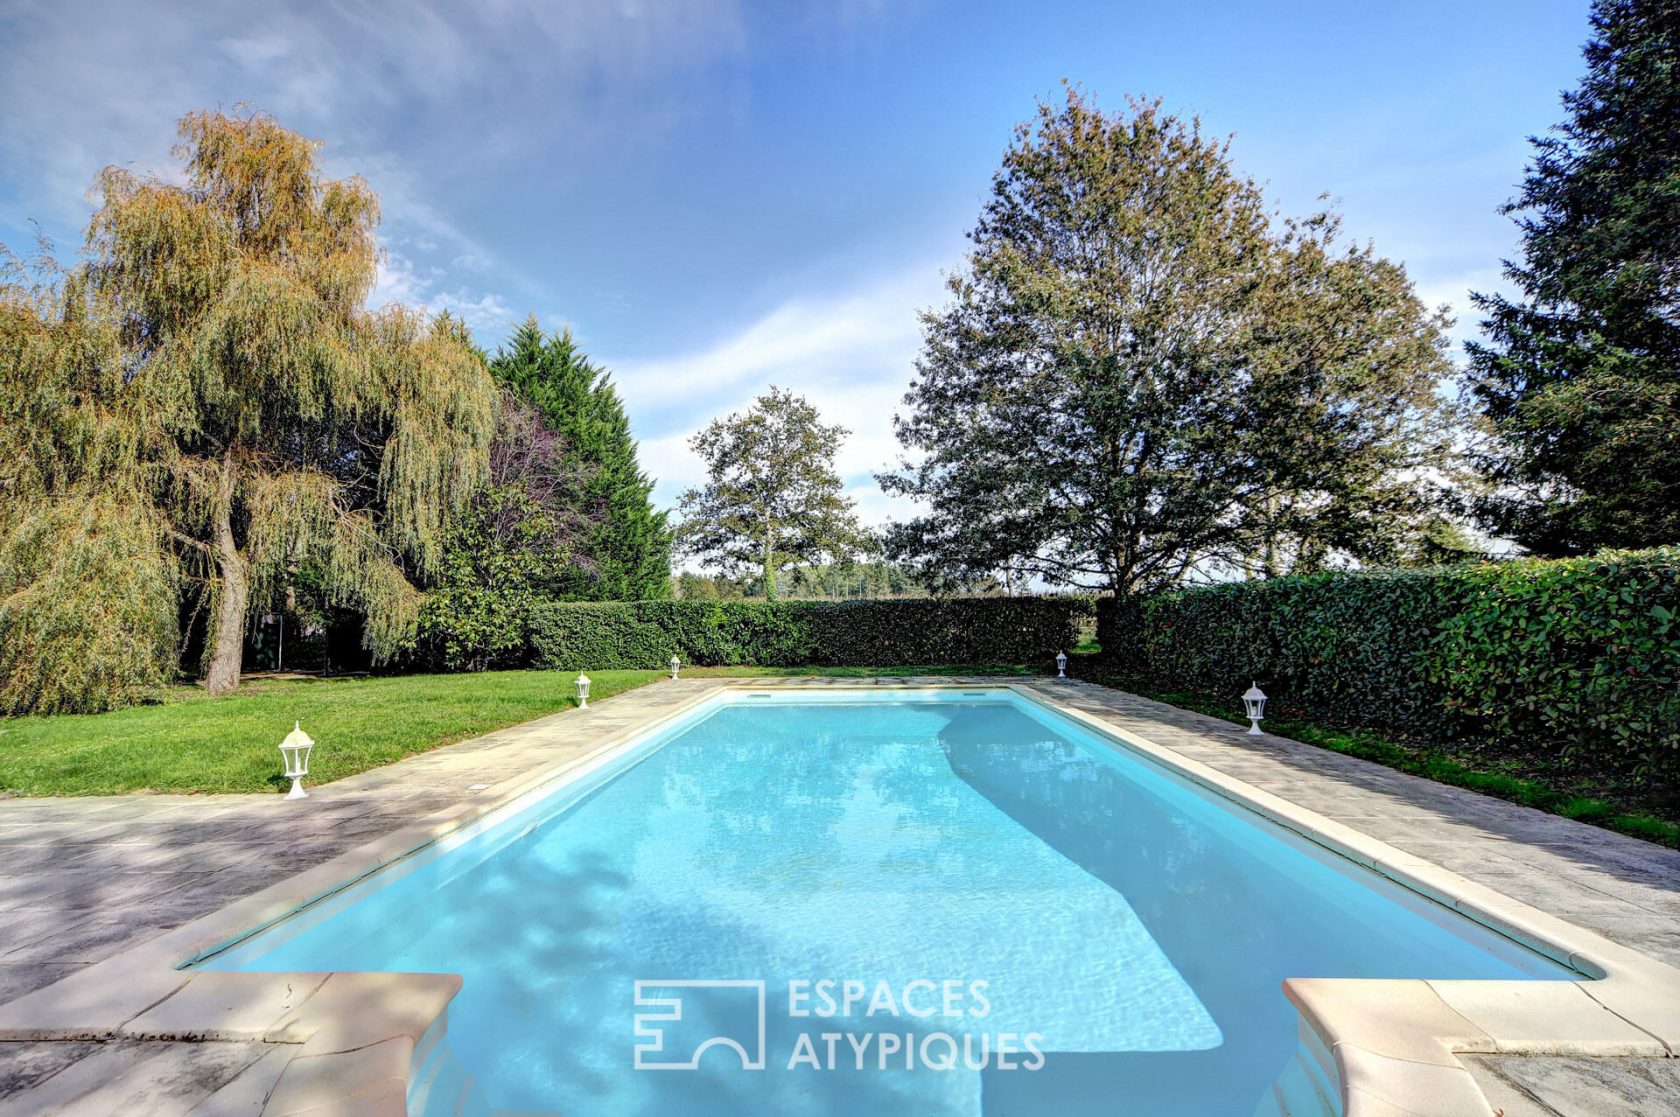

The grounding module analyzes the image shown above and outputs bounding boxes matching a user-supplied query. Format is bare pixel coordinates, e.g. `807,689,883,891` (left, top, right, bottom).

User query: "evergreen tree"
1467,0,1680,554
491,317,671,599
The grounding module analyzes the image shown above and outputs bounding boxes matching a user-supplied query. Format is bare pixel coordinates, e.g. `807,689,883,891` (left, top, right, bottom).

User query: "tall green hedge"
526,597,1091,671
1093,550,1680,775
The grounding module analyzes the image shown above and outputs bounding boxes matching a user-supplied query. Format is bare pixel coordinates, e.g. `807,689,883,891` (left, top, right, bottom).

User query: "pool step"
1251,1025,1339,1117
408,1033,500,1117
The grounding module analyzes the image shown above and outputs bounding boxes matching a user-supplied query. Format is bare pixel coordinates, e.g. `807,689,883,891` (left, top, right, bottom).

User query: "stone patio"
0,676,1676,1115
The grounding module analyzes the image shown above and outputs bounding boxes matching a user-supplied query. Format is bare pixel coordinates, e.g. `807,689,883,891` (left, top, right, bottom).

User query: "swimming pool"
199,688,1576,1116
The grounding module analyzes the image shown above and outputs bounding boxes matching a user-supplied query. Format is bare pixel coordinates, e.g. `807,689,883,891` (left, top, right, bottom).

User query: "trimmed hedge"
526,597,1093,671
1092,549,1680,775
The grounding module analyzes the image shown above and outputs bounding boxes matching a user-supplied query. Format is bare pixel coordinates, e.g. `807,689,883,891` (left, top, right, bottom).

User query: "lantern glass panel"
282,744,311,777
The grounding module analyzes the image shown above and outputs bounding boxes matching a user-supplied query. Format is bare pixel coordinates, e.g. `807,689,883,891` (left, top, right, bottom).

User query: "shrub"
525,597,1092,670
1092,549,1680,776
1432,552,1680,775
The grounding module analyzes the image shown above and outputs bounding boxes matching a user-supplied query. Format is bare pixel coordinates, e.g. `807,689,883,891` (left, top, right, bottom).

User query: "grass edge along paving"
0,665,1038,797
1127,684,1680,852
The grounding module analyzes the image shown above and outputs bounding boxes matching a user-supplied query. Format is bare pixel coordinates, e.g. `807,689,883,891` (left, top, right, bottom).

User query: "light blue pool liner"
199,688,1576,1116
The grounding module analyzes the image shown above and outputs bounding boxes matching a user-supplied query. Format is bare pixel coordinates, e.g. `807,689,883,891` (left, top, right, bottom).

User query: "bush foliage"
527,597,1092,670
1093,549,1680,775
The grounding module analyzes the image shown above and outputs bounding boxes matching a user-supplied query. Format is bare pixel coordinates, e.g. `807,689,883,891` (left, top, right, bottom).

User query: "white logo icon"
633,980,768,1071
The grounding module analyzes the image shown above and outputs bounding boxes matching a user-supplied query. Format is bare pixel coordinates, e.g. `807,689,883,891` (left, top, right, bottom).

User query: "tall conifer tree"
1467,0,1680,553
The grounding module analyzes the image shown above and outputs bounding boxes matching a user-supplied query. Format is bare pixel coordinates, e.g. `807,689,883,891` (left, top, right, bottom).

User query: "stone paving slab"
1028,682,1680,970
0,675,1676,1114
0,1039,274,1114
1464,1053,1680,1117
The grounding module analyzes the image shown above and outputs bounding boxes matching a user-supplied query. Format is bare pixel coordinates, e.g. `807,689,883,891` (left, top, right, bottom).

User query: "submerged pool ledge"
1031,685,1680,1116
1,678,1676,1117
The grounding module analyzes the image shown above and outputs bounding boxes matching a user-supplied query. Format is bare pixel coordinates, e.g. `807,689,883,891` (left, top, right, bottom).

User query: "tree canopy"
674,562,929,600
418,387,597,670
676,387,871,600
0,109,497,711
1466,0,1680,555
880,89,1457,597
491,318,671,599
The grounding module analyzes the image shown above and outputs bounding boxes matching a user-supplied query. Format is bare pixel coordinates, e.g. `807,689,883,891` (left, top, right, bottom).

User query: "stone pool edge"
1011,682,1680,1117
2,678,1676,1117
0,681,735,1115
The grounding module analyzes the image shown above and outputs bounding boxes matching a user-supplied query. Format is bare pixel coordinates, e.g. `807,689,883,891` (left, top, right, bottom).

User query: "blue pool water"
201,690,1574,1116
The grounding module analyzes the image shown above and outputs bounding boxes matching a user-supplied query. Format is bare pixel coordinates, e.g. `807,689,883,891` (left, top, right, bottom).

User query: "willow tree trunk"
205,455,247,695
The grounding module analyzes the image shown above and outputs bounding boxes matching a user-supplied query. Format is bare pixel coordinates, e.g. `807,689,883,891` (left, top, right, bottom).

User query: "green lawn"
0,664,1037,796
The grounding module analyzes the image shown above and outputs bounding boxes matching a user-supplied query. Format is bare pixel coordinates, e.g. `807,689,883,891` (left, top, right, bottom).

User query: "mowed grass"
0,664,1039,797
0,670,662,796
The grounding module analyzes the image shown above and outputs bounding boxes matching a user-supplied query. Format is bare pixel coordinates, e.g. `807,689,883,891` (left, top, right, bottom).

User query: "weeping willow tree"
0,110,496,710
0,245,178,714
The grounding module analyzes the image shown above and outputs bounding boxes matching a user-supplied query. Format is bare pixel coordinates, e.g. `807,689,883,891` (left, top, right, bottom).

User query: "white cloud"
428,289,518,334
371,250,518,335
613,268,942,409
0,0,748,195
615,263,949,529
0,0,748,306
218,34,291,68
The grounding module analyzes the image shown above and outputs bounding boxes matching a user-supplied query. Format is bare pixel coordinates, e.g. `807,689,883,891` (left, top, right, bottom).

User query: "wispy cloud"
370,251,518,336
0,0,748,317
614,263,949,526
613,266,943,406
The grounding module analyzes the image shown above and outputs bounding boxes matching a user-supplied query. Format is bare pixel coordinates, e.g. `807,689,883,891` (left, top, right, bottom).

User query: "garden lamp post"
1242,682,1267,736
670,655,681,681
576,673,591,709
1056,651,1068,679
279,721,314,800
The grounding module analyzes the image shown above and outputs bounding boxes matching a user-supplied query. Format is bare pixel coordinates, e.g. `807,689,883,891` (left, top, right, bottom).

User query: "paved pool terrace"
0,677,1676,1116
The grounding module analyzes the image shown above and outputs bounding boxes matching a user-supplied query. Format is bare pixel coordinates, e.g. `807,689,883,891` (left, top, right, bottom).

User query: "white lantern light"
576,672,591,709
279,721,314,800
670,655,681,681
1242,682,1268,736
1055,651,1068,679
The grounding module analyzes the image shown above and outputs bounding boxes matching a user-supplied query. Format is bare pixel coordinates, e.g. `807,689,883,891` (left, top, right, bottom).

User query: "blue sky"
0,0,1591,525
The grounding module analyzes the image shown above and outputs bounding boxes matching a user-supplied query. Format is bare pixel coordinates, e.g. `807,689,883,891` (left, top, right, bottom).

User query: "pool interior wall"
196,688,1578,1117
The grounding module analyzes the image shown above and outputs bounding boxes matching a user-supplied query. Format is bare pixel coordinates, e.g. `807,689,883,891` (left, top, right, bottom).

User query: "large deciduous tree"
881,89,1456,596
0,109,497,709
491,318,671,599
676,387,871,600
1466,0,1680,555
